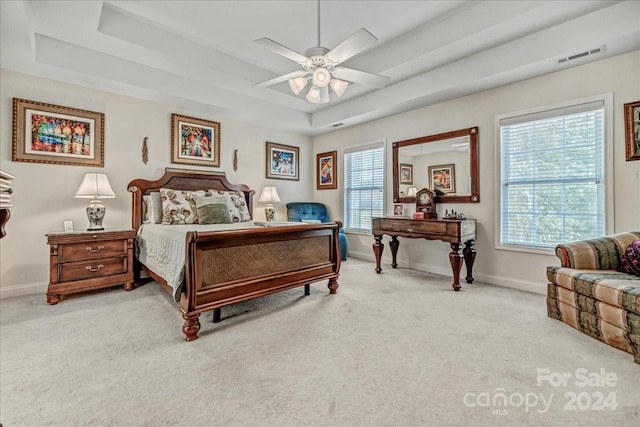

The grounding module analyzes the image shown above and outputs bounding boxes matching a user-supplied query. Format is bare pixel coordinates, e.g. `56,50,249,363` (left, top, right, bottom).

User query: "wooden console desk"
372,217,476,291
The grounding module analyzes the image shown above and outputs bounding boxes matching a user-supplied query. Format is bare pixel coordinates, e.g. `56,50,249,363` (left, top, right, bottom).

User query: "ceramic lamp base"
86,202,106,231
264,206,275,222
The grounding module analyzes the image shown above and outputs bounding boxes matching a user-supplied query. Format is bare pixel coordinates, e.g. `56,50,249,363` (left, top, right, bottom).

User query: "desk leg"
390,236,399,269
373,235,384,273
449,242,463,291
463,240,476,284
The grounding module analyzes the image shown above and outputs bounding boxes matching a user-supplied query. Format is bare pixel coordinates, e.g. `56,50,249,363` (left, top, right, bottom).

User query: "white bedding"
136,222,263,301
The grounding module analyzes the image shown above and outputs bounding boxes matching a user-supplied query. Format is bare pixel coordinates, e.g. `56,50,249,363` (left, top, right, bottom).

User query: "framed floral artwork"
266,141,299,180
400,163,413,185
316,150,337,190
624,100,640,161
12,98,104,167
428,164,456,193
171,113,221,167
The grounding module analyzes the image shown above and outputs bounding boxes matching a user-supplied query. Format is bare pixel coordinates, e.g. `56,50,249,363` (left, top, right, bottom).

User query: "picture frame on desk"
393,203,404,217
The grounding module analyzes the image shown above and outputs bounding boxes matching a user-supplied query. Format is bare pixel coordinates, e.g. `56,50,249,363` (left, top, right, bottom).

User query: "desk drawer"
58,240,127,261
381,219,447,235
58,257,127,282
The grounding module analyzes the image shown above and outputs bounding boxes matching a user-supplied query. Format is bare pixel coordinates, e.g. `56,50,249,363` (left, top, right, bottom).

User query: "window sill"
495,244,555,256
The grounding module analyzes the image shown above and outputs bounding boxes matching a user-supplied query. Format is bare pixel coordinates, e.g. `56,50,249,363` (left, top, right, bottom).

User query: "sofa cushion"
618,240,640,277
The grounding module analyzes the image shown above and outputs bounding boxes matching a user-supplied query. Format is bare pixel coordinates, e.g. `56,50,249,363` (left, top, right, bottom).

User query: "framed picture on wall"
266,141,299,180
393,203,404,217
428,164,456,193
400,163,413,185
316,150,337,190
12,98,104,167
624,100,640,161
171,113,221,167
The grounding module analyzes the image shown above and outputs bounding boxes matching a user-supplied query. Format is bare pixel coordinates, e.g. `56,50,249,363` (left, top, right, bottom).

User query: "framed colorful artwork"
316,150,337,190
428,164,456,193
12,98,104,167
171,113,221,167
400,163,413,185
624,100,640,161
266,141,299,180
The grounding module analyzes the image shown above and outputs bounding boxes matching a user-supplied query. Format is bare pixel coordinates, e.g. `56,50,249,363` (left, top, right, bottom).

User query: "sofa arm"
555,232,640,269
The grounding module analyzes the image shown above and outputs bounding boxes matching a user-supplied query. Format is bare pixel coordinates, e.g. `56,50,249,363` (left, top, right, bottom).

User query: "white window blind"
499,100,605,248
344,142,384,232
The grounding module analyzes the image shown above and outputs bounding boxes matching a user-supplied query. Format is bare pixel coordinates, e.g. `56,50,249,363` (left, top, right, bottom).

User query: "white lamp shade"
312,67,331,88
407,187,418,197
74,173,115,199
259,186,281,204
288,76,308,95
306,86,321,103
329,78,348,97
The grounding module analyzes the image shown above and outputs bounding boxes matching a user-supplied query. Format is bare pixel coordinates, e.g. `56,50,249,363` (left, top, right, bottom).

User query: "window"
497,96,611,250
344,141,385,233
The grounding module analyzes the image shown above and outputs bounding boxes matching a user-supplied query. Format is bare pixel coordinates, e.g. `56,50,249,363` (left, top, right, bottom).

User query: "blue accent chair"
286,202,348,260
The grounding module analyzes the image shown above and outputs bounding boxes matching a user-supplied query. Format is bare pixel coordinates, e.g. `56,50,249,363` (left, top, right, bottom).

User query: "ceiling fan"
254,0,390,104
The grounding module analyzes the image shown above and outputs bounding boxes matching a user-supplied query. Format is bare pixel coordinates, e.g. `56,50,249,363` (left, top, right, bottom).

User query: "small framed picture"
428,164,456,193
400,163,413,185
316,150,337,190
393,203,404,216
266,141,299,180
624,100,640,161
171,113,221,167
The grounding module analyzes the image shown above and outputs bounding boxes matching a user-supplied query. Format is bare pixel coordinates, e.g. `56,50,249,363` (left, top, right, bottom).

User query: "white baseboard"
347,251,546,295
0,281,48,299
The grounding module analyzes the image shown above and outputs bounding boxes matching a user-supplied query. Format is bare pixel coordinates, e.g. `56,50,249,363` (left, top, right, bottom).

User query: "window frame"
494,93,614,254
342,140,386,234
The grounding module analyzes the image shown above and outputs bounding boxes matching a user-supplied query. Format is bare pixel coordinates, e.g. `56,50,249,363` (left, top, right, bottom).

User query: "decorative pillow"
142,194,150,224
209,190,251,222
194,196,232,224
617,240,640,276
160,189,207,225
145,192,163,224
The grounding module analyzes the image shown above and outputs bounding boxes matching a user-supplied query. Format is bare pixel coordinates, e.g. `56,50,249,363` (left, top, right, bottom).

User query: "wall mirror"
393,126,479,204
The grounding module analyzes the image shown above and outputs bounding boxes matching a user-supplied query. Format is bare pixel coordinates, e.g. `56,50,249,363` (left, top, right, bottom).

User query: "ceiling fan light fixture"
329,78,348,97
306,86,321,103
312,67,331,88
288,75,308,95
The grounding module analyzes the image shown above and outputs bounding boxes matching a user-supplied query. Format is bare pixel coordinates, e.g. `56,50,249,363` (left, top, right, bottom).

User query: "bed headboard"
127,168,255,230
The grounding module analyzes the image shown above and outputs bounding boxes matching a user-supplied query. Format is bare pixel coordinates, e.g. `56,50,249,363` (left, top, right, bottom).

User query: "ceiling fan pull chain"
317,0,321,48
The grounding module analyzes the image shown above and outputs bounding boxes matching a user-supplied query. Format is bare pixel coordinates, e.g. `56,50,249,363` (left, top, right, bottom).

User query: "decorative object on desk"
171,113,220,167
406,187,417,199
393,203,404,217
142,137,148,164
400,163,413,185
413,211,424,219
624,100,640,161
428,163,456,193
415,188,436,219
74,173,115,231
259,186,281,222
12,98,104,167
316,150,337,190
266,141,299,180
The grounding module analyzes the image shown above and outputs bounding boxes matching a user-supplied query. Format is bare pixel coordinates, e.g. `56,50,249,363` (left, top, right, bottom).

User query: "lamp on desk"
75,173,115,231
259,186,281,222
407,187,417,198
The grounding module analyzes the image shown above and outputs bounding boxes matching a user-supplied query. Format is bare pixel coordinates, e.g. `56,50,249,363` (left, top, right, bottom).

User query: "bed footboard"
180,222,341,341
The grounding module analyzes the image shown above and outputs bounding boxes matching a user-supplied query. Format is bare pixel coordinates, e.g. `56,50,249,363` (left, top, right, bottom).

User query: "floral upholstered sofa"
547,232,640,363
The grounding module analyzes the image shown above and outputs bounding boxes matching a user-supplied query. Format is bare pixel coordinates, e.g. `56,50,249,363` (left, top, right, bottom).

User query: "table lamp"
75,173,115,231
259,186,281,222
407,187,418,198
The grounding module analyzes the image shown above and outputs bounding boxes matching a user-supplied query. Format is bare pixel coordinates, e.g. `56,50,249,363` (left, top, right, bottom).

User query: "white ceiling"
1,1,639,136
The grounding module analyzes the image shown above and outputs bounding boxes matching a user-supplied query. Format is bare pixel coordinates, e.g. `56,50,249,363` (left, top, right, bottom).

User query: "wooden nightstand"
46,228,136,304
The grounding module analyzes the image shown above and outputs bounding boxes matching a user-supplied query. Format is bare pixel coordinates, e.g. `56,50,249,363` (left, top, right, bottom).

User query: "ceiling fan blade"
332,67,390,88
319,86,330,104
254,70,305,87
254,38,309,64
325,28,378,64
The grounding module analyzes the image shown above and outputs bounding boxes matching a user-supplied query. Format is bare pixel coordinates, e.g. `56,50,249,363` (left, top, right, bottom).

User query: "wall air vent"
555,45,605,65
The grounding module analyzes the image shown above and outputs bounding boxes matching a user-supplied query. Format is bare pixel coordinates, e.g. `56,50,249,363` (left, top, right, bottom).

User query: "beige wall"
0,69,313,297
313,51,640,294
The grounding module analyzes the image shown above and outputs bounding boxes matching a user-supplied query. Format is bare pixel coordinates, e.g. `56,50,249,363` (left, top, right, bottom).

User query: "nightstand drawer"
58,257,127,282
58,239,127,261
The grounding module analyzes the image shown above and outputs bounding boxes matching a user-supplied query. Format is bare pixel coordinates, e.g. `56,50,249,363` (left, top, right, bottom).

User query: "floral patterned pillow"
160,189,207,224
617,240,640,276
209,190,251,222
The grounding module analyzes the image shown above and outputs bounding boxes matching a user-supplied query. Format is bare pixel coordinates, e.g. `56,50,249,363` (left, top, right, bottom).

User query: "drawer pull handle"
85,264,104,272
407,228,414,233
86,245,104,253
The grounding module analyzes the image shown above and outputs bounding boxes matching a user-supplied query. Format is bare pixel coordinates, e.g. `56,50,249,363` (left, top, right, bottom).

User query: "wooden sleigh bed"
127,168,341,341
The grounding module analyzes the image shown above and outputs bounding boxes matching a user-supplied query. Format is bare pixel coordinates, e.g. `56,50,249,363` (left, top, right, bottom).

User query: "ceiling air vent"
555,45,605,65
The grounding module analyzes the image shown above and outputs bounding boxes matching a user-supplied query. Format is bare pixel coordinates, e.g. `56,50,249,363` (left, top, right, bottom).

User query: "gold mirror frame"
393,126,479,204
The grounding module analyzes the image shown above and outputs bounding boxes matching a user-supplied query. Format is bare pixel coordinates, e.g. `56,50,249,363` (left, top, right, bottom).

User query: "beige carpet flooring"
1,258,639,426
